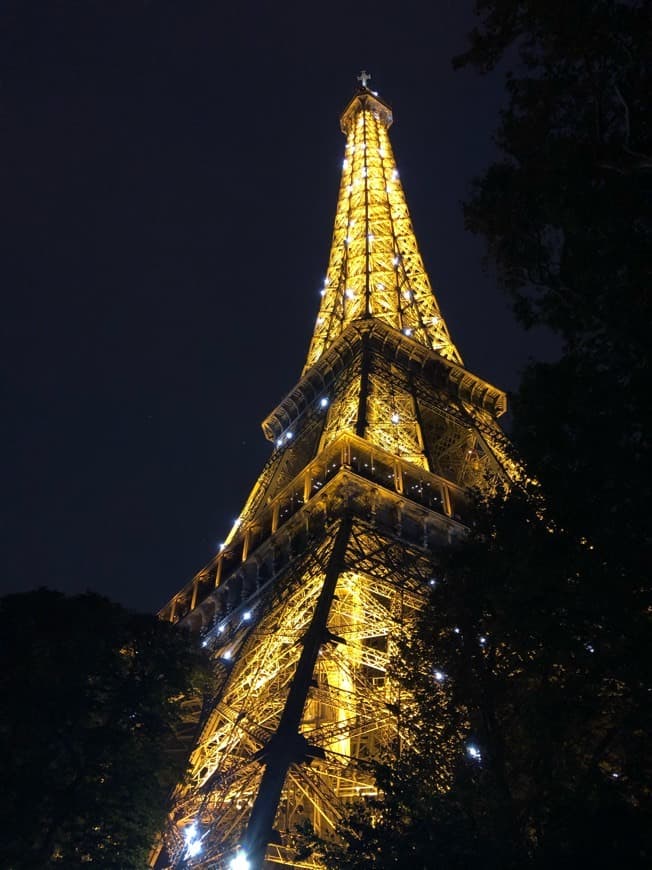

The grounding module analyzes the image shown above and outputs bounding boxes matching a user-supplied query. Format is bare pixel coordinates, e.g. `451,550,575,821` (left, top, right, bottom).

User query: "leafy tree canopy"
455,0,651,600
455,0,651,357
0,589,210,869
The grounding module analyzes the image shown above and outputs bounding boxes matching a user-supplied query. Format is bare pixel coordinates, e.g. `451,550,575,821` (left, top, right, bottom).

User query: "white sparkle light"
466,743,482,761
391,413,400,424
184,822,203,859
229,850,251,870
320,397,329,408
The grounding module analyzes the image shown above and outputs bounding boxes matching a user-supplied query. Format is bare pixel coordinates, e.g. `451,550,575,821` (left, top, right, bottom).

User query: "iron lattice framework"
153,81,515,870
306,90,461,369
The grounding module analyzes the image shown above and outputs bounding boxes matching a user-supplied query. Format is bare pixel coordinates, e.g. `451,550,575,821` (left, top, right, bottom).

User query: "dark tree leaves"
455,0,651,599
0,590,210,869
457,0,651,358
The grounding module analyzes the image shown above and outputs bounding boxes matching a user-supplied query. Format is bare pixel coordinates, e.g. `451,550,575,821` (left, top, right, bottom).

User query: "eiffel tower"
154,74,514,870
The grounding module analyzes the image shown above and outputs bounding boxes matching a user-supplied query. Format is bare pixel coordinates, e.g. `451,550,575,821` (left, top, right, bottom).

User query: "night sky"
2,1,558,613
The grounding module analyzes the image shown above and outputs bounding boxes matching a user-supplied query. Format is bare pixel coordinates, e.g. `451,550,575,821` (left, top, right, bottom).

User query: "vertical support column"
242,515,353,870
441,485,452,517
394,460,404,494
271,501,280,534
303,468,312,503
242,527,251,562
341,437,351,468
190,577,199,611
215,554,223,589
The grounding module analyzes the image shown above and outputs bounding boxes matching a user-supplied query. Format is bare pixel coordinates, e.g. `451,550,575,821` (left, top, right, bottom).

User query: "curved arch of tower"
152,78,515,870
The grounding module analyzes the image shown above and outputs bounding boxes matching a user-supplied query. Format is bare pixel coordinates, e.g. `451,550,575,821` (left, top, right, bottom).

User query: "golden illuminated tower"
154,75,514,870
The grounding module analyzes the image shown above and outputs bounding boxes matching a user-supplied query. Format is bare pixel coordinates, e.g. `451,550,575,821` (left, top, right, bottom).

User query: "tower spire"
305,81,462,371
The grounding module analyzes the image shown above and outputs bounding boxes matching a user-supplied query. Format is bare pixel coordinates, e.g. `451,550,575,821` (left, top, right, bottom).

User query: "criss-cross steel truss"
305,90,461,369
152,81,515,870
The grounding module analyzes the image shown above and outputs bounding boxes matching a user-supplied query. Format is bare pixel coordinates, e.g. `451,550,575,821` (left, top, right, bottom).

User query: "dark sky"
1,1,558,613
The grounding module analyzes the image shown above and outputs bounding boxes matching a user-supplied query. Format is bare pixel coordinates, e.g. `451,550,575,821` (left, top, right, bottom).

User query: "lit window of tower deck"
153,75,515,870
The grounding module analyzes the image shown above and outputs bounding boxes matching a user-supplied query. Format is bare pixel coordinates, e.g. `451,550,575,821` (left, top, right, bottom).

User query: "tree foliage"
0,590,209,869
456,0,652,577
300,3,651,866
456,0,651,351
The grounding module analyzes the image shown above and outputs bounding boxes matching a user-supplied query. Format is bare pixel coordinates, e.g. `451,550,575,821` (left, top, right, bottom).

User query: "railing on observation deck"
161,433,468,624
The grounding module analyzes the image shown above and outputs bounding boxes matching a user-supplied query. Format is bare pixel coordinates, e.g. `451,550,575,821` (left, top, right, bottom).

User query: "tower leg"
243,515,352,869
